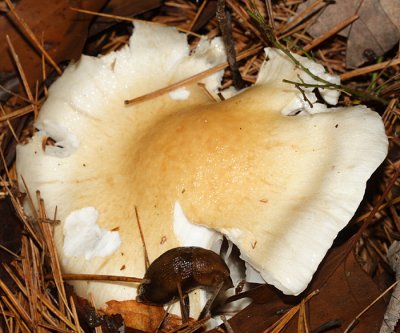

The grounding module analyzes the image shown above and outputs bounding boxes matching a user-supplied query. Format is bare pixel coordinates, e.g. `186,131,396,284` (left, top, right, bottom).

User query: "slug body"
137,247,232,305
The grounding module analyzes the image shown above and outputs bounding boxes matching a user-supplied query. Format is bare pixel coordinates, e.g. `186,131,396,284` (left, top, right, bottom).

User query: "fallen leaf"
0,0,162,102
0,0,161,173
207,233,387,333
102,300,165,332
0,0,109,94
102,300,184,332
297,0,400,68
284,251,386,332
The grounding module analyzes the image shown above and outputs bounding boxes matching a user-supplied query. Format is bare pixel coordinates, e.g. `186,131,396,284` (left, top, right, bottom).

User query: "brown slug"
136,246,232,305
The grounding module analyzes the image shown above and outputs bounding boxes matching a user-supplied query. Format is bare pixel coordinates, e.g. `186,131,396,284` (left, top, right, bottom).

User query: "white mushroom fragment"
17,21,388,317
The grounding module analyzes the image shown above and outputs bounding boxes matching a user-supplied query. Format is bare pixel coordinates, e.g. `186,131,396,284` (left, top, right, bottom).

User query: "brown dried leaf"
102,300,164,332
207,239,387,332
0,0,109,94
298,0,400,68
285,251,386,332
102,300,183,332
0,0,162,102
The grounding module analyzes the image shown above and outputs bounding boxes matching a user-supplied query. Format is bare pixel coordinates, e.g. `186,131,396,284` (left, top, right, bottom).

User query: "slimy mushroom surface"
17,21,388,313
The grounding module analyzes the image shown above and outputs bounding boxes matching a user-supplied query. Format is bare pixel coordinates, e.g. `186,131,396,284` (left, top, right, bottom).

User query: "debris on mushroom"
63,207,121,260
16,20,388,322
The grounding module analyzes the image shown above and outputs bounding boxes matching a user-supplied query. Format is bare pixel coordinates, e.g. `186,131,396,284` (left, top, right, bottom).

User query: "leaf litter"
0,0,399,332
297,0,400,68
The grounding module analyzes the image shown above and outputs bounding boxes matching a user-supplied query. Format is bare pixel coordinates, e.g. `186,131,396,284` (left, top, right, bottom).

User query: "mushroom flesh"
16,22,388,314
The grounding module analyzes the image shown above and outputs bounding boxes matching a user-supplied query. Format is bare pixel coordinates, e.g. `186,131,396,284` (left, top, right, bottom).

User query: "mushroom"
16,21,388,317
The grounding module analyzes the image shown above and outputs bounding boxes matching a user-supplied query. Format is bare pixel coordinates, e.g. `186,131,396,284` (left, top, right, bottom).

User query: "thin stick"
265,290,319,333
0,104,36,122
21,238,35,325
1,176,42,247
221,314,235,333
69,7,146,23
18,175,39,221
265,0,275,30
135,206,150,269
177,281,189,324
302,15,359,53
70,7,202,38
0,300,12,333
0,137,12,184
198,281,224,320
0,280,34,331
217,0,245,89
124,45,262,105
0,84,32,103
4,0,62,75
356,197,400,223
189,0,208,32
5,36,35,107
35,193,73,325
197,82,219,102
48,273,146,283
41,32,48,98
0,105,19,144
277,0,325,34
1,296,31,332
343,281,399,333
69,296,83,333
227,0,262,40
0,244,20,260
341,58,400,80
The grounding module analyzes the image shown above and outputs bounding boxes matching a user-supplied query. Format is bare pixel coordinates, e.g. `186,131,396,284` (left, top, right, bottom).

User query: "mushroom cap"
17,21,388,310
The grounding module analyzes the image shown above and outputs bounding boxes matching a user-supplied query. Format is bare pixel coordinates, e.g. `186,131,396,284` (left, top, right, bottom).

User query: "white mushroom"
16,21,388,316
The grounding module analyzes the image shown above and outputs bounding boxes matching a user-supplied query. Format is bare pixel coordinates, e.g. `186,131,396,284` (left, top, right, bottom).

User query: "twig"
46,273,146,283
188,0,208,32
277,0,326,35
265,0,275,30
4,0,62,75
217,0,245,89
0,84,33,103
0,244,20,260
135,206,150,269
69,296,84,333
344,281,399,333
301,14,359,53
124,45,262,105
0,104,36,123
0,279,34,331
37,193,74,322
70,7,202,38
5,36,35,107
248,7,389,105
0,105,19,144
0,136,13,185
221,314,235,333
264,290,319,333
341,58,400,81
1,176,42,247
310,319,341,333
